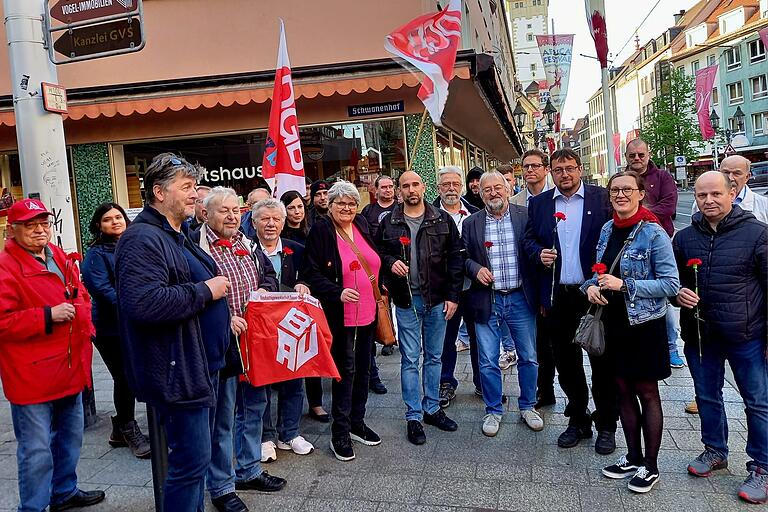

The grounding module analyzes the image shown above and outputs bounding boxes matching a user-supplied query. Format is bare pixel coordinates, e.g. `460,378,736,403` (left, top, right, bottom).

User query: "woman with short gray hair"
301,181,383,461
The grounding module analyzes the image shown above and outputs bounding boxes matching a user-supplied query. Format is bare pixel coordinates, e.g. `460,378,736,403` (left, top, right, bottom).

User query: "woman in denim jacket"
581,171,680,494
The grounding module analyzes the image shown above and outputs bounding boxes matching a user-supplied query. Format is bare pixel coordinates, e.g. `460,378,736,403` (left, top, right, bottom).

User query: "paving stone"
80,458,152,486
620,489,712,512
229,493,305,512
498,482,579,512
376,504,471,512
577,486,624,511
348,473,425,503
419,477,499,509
300,497,379,511
89,485,154,512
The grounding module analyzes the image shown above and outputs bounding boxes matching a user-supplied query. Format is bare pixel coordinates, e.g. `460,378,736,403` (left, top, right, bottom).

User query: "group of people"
0,140,766,511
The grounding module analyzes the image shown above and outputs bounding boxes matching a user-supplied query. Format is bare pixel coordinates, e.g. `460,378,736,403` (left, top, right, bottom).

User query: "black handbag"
573,222,644,356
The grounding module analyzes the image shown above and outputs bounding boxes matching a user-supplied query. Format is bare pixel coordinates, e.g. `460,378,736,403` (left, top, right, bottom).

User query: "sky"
549,0,701,127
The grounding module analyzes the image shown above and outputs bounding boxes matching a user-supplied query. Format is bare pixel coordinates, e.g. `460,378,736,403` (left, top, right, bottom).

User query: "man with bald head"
376,170,463,445
673,171,768,504
240,186,272,240
693,155,768,223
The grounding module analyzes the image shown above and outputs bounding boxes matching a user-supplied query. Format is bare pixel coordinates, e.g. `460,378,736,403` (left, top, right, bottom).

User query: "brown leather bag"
335,226,397,346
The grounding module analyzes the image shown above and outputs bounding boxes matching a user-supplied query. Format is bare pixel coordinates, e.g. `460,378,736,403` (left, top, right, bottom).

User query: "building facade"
505,0,548,89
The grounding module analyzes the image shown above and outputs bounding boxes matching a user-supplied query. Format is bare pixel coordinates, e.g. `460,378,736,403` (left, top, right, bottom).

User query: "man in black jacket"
116,153,231,512
375,170,463,445
673,171,768,505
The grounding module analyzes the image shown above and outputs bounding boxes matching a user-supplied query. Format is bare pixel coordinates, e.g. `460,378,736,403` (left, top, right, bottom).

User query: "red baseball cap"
7,199,53,224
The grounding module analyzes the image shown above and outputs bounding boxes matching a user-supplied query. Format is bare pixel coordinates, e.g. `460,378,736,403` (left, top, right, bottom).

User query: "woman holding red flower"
582,171,680,494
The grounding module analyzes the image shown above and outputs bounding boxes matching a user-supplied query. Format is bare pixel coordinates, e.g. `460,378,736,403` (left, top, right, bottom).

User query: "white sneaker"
276,435,314,455
499,351,512,370
261,440,277,463
456,340,470,352
482,413,502,437
521,409,544,431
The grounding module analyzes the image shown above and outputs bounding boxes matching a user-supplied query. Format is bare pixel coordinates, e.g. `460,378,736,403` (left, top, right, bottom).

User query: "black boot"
109,417,151,459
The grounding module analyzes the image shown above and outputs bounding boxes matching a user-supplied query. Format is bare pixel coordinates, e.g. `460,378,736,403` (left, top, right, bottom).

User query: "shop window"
450,134,466,169
121,118,406,206
435,129,451,169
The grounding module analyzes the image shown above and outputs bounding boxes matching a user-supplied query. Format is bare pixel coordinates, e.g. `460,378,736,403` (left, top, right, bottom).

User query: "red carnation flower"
349,260,362,271
554,212,567,221
214,239,233,249
591,262,608,275
399,236,411,246
484,241,494,249
234,249,250,257
459,210,468,216
283,247,294,256
686,258,702,268
66,252,82,262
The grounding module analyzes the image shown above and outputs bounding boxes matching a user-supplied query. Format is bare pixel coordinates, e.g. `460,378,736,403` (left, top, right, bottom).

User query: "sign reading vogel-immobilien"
49,0,135,25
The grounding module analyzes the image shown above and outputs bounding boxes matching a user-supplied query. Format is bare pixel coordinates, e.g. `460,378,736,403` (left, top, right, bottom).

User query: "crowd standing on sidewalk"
0,142,766,511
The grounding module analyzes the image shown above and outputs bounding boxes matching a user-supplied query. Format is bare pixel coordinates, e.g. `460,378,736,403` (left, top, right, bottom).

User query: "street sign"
53,18,142,60
724,143,736,155
674,155,687,167
675,167,687,180
49,0,136,25
41,82,68,114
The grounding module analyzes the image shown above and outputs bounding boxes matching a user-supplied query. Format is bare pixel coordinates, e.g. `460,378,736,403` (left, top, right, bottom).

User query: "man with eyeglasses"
523,148,617,455
512,149,551,208
0,199,105,511
189,185,211,231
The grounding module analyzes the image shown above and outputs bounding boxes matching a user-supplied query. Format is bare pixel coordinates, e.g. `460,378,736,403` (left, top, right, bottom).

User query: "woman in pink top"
301,181,383,462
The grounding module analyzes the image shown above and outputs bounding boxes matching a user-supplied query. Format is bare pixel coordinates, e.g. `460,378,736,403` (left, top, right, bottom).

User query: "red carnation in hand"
234,249,250,257
399,236,411,246
214,239,233,249
66,252,82,262
686,258,702,268
349,260,362,271
591,262,608,275
484,241,494,249
283,247,294,256
554,212,567,221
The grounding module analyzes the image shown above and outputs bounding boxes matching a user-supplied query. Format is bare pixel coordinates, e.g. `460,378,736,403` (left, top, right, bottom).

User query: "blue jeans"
234,382,268,482
665,305,682,354
475,290,538,414
160,405,212,512
262,378,303,443
207,375,236,499
11,393,83,512
396,294,447,421
500,322,514,352
685,338,768,470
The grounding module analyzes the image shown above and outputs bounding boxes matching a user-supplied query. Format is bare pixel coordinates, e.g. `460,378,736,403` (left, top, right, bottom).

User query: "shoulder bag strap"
334,224,384,302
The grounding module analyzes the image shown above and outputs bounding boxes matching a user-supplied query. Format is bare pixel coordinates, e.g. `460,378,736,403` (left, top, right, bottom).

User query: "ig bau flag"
262,20,305,199
384,0,462,126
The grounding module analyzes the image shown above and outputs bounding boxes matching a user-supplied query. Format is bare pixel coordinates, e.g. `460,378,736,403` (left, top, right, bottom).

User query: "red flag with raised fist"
240,293,339,387
384,0,462,126
262,20,306,199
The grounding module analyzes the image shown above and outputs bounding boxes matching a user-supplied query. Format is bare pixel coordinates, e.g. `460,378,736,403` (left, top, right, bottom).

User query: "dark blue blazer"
522,184,611,309
462,204,538,323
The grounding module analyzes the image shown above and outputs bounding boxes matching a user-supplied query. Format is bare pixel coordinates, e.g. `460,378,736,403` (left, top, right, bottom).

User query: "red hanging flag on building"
262,21,306,199
585,0,609,69
241,293,339,388
695,65,719,140
384,0,462,126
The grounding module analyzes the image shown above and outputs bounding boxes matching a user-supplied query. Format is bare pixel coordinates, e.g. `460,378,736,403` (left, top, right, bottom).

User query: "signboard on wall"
348,101,404,118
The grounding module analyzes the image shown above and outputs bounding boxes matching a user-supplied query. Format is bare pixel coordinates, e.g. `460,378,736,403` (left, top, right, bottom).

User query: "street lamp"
512,101,528,131
543,99,557,131
733,106,745,134
710,108,720,170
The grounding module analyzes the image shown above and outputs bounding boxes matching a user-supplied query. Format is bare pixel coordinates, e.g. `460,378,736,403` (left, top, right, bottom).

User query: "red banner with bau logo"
240,292,339,387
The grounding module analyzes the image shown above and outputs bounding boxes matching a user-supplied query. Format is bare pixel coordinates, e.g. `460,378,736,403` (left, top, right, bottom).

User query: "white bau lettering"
275,307,318,372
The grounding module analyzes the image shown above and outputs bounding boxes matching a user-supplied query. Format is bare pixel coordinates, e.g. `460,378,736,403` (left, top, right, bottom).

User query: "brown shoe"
685,400,699,414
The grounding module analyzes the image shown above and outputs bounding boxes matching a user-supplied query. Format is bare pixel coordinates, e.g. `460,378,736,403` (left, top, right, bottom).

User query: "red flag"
262,21,306,199
384,0,462,126
241,293,339,387
760,27,768,50
613,133,622,165
695,65,719,140
585,0,609,69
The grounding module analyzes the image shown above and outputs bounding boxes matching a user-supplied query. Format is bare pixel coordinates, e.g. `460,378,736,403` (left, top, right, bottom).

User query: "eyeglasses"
482,184,506,195
608,187,639,197
522,163,544,170
438,181,462,189
17,220,51,229
627,153,646,159
333,201,358,211
551,166,580,176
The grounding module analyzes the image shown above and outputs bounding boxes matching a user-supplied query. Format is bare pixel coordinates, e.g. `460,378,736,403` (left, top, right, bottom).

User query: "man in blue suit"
522,148,617,455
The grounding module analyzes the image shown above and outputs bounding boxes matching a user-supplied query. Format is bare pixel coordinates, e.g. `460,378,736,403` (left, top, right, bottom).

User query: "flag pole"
407,108,430,172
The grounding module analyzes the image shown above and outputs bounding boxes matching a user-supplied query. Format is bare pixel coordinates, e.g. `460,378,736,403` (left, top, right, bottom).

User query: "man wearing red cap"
0,199,105,511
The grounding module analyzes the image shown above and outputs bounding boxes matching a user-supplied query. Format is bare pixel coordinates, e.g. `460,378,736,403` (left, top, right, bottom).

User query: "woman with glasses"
301,181,382,462
82,203,151,459
581,171,679,494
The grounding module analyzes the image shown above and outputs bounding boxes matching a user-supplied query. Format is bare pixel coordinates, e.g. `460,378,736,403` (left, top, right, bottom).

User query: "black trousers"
305,377,323,408
441,295,480,390
92,334,136,426
536,311,556,398
549,285,618,432
330,323,374,439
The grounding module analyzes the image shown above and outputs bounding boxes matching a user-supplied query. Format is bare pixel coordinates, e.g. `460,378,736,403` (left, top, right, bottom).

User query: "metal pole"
602,67,615,179
147,406,167,512
3,0,77,251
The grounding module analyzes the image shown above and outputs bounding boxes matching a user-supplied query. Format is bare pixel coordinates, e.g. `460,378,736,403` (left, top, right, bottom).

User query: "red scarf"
613,205,659,228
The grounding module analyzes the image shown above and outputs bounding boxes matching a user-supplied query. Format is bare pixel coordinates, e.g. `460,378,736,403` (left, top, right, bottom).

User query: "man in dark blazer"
522,148,616,455
462,171,541,437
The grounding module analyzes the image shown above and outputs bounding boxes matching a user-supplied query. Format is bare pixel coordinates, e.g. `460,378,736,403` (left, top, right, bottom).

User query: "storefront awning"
0,68,470,127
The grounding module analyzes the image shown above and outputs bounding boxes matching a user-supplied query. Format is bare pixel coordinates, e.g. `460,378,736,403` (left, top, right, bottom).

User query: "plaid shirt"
484,208,521,291
206,229,259,315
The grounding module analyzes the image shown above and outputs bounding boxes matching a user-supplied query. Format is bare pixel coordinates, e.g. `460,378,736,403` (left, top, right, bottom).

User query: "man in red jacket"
0,199,105,512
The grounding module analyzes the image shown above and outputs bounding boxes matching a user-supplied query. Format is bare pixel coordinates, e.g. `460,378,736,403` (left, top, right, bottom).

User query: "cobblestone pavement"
0,342,760,512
